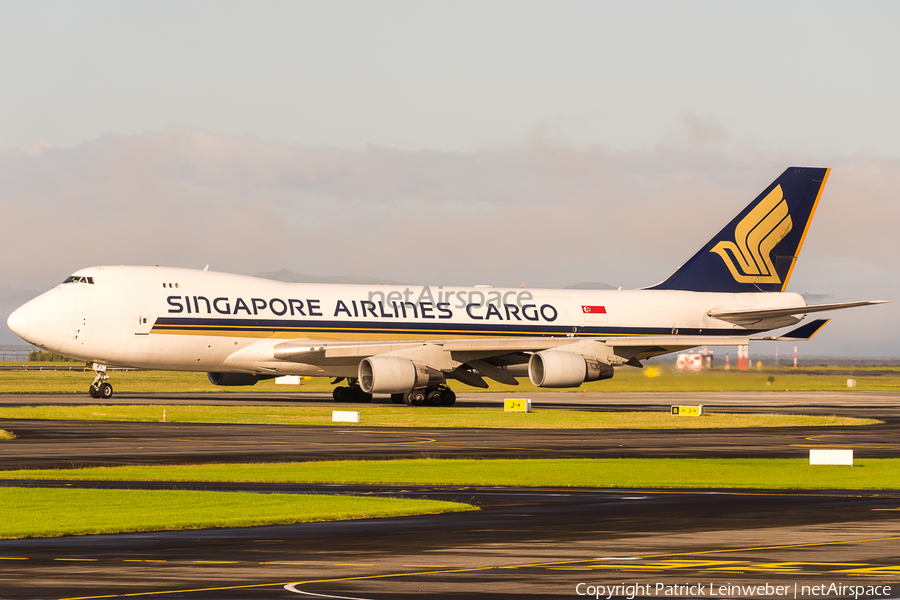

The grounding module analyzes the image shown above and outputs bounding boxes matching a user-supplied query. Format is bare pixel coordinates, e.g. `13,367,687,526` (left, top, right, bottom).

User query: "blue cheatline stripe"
151,317,756,338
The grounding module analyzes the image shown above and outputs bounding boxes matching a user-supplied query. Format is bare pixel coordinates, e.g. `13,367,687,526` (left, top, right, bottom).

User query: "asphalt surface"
2,391,900,468
1,391,899,599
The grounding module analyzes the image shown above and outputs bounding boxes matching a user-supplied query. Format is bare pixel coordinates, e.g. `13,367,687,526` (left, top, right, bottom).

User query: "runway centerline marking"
54,558,98,561
192,560,238,564
647,534,900,558
833,566,900,575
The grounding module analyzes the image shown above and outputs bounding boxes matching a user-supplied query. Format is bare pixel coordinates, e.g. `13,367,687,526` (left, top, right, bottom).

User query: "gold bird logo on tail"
710,185,792,284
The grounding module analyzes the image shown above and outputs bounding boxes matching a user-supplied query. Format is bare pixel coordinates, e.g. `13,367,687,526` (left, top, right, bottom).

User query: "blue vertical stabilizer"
648,167,830,293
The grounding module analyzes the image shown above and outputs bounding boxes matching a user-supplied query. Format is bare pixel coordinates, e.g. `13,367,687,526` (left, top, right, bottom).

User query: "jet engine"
358,356,444,394
207,372,274,386
528,350,614,388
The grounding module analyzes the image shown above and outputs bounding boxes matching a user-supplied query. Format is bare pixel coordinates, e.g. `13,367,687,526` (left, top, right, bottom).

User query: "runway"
1,391,899,599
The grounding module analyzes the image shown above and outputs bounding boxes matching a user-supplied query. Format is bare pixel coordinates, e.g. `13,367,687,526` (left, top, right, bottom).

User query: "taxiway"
0,391,898,599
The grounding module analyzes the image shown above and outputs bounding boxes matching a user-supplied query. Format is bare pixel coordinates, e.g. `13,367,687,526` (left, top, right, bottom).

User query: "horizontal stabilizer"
709,300,889,324
753,319,830,341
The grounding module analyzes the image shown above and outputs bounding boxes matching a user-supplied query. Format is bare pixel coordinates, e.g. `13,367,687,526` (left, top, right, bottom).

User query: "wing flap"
273,335,755,370
274,338,433,362
602,336,751,347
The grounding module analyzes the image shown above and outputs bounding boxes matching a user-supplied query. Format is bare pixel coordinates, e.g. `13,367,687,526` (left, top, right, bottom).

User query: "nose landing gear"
88,363,113,399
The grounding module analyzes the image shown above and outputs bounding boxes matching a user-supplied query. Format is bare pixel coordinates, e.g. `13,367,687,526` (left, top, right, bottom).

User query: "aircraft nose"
7,305,29,340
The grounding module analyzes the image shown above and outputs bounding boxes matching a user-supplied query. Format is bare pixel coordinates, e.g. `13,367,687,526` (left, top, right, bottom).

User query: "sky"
1,1,898,356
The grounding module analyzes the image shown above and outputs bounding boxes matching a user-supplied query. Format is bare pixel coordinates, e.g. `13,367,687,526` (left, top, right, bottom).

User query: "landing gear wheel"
89,363,111,400
353,388,373,403
334,386,372,403
391,393,405,405
440,389,456,406
425,390,443,406
404,390,426,406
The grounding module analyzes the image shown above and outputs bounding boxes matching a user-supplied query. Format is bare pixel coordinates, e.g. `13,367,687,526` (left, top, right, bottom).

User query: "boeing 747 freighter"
7,167,887,405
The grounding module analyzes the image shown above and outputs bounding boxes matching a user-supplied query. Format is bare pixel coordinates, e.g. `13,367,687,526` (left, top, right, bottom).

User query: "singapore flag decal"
581,305,608,323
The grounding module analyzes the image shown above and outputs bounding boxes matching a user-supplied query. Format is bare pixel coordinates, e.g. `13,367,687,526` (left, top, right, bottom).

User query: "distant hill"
564,282,616,290
256,269,409,286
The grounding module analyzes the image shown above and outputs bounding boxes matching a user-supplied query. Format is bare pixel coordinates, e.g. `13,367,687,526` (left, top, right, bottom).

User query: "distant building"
676,347,714,371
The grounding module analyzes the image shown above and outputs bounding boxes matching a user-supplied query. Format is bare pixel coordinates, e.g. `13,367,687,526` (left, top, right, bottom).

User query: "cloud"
2,127,897,353
671,112,730,149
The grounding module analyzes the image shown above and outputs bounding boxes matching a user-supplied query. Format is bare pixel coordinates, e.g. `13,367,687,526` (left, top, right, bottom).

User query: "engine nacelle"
358,356,444,394
207,372,273,387
528,351,614,388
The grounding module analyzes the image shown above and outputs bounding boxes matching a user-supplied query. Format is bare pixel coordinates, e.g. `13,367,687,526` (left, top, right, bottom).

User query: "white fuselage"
8,266,807,375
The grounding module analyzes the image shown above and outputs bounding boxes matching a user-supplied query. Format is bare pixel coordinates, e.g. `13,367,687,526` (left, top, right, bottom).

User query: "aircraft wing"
270,335,754,385
274,335,753,361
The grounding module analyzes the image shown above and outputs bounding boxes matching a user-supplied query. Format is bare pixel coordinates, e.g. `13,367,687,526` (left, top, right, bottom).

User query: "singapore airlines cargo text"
165,288,560,322
574,582,892,599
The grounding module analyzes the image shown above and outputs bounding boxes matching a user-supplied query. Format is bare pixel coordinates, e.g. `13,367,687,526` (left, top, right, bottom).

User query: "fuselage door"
133,308,153,335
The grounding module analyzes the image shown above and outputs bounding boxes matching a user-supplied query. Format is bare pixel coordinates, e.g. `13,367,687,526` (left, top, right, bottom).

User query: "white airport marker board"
809,449,853,465
332,411,361,423
275,375,301,385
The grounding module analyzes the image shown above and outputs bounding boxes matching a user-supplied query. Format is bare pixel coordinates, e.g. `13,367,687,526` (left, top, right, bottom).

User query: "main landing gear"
395,386,456,407
330,378,456,407
331,378,373,403
88,363,114,399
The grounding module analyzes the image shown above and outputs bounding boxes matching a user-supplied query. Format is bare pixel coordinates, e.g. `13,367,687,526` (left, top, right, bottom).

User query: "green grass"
602,366,900,392
0,404,879,429
3,458,898,490
0,368,219,394
0,430,13,440
2,365,899,394
0,487,475,539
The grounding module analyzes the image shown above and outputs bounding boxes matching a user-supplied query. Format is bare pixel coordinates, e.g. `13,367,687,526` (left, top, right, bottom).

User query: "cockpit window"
62,276,94,284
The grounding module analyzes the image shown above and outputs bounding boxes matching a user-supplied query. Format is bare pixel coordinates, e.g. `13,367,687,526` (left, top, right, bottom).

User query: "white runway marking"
284,583,374,599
